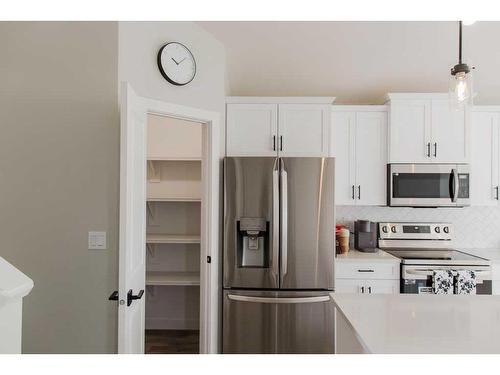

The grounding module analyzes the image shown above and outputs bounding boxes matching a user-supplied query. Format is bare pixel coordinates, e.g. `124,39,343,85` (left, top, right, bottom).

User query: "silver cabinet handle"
434,142,437,158
357,185,361,200
368,286,372,294
272,158,280,283
357,269,374,273
272,135,276,151
227,294,330,304
280,135,283,151
352,185,355,200
495,186,499,200
360,286,365,294
280,158,288,283
427,142,431,158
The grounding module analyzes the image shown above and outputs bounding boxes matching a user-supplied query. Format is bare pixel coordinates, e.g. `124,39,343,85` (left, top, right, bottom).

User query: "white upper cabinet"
387,94,468,164
278,104,330,157
388,98,431,163
355,111,388,205
470,108,500,206
226,104,278,156
430,99,468,163
332,106,387,206
226,97,335,157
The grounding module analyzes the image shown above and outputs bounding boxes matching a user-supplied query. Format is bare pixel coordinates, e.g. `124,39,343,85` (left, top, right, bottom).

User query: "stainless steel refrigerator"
223,157,335,354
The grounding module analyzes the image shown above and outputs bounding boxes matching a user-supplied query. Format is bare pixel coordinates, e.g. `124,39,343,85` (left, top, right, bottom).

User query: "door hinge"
207,256,212,263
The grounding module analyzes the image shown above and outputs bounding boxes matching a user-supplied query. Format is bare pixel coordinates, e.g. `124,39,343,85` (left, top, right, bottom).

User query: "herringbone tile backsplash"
336,206,500,249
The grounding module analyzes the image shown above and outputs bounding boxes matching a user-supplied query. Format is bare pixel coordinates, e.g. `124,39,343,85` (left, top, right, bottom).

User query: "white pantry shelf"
146,234,201,244
146,271,200,286
146,197,201,202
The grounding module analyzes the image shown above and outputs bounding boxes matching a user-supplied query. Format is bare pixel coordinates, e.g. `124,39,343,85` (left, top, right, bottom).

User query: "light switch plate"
88,231,107,250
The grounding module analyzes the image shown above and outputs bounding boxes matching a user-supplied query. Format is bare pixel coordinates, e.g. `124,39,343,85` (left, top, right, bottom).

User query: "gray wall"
0,22,119,353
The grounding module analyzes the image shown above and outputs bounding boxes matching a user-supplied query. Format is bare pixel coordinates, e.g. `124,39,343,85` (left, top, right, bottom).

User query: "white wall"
0,21,119,353
118,21,227,156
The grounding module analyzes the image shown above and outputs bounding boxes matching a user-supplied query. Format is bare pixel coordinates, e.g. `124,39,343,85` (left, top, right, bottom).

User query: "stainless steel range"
378,222,492,294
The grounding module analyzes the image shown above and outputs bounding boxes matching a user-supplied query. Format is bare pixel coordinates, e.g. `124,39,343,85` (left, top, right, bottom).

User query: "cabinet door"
355,111,387,206
334,279,364,294
364,280,400,294
226,104,278,156
431,99,468,163
389,100,431,163
278,104,330,157
470,111,499,206
332,111,356,205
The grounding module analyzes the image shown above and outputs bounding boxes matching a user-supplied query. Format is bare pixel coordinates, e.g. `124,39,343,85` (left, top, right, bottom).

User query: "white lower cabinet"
335,252,400,295
335,279,399,294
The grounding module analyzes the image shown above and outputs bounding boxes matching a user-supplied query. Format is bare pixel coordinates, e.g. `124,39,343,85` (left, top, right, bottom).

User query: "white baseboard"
146,317,200,330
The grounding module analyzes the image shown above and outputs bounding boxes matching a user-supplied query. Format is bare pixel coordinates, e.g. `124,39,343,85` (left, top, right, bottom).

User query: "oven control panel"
379,222,453,241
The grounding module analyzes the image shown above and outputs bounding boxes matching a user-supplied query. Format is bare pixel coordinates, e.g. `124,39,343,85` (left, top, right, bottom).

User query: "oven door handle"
406,269,491,278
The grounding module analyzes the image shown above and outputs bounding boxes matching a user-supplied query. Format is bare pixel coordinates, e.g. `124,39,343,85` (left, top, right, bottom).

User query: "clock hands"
171,57,187,66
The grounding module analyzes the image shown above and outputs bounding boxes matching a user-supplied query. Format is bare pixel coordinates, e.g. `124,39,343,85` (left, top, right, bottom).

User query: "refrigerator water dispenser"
237,217,269,268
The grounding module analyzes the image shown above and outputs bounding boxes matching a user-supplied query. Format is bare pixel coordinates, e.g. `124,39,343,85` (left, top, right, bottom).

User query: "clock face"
157,42,196,86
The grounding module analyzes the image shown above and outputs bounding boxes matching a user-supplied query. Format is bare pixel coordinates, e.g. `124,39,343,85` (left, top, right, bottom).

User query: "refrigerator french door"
223,157,335,353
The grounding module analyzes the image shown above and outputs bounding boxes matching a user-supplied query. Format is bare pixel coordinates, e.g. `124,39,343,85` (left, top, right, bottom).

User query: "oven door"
401,265,492,295
388,164,470,207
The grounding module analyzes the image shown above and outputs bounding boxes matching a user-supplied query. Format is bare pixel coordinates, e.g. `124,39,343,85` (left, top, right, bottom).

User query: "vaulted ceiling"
198,21,500,104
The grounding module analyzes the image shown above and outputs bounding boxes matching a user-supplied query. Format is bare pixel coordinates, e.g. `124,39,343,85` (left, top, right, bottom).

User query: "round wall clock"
157,42,196,86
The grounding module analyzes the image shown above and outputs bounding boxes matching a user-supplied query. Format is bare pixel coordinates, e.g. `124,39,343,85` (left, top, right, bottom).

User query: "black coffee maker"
354,220,378,253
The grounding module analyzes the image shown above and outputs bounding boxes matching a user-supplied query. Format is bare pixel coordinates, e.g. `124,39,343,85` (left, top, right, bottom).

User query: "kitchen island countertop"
331,293,500,354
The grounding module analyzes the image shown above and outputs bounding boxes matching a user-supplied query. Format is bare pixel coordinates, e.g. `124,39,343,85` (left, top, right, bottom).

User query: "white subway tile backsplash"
336,206,500,249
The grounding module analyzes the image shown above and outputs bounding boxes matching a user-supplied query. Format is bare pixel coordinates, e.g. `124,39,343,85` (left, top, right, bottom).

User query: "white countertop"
0,256,34,300
331,293,500,354
336,249,400,263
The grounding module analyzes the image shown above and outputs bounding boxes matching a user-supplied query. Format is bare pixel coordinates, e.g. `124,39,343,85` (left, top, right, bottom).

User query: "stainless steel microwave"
387,164,470,207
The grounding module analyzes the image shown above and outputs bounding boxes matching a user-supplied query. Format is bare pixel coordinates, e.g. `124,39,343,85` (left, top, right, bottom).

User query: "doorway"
118,83,219,354
144,114,202,354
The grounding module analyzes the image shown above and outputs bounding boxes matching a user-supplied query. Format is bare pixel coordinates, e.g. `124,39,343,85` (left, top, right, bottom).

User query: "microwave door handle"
272,158,280,283
280,159,288,284
451,168,459,203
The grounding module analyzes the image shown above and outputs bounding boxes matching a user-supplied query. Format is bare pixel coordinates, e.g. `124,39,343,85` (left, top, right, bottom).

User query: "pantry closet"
144,113,202,354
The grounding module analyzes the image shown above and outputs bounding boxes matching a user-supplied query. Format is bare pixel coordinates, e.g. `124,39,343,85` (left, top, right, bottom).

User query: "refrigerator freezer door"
224,157,280,289
223,290,334,354
280,157,335,290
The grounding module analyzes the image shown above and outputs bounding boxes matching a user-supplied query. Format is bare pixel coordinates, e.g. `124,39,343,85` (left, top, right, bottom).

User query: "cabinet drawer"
336,262,399,280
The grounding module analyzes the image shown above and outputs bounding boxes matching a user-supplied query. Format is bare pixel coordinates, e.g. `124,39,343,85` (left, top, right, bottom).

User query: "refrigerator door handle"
280,159,288,284
227,294,331,304
272,158,280,282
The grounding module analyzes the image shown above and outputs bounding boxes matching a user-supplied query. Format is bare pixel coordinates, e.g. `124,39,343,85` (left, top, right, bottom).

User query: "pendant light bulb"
449,21,474,108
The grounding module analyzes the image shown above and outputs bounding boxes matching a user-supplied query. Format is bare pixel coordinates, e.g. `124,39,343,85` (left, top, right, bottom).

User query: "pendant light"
449,21,473,107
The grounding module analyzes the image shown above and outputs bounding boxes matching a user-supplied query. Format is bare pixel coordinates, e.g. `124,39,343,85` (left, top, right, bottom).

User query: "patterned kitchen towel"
455,270,477,295
433,270,454,294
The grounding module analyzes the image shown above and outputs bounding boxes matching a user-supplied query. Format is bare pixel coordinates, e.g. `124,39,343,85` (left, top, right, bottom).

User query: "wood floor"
145,329,199,354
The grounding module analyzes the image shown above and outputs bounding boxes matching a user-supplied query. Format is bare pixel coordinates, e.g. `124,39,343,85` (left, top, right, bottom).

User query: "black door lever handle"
108,291,118,301
127,289,144,306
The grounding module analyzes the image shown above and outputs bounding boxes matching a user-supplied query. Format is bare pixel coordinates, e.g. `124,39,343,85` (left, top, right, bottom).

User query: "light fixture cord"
459,20,463,64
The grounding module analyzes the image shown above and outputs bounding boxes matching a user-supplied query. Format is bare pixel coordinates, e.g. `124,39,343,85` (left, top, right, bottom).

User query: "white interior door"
119,82,147,353
355,111,387,206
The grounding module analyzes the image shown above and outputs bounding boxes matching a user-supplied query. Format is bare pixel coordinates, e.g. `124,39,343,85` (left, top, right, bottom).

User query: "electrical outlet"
88,231,107,250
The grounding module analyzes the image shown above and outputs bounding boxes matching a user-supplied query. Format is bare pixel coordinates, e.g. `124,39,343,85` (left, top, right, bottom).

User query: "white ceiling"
198,21,500,104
